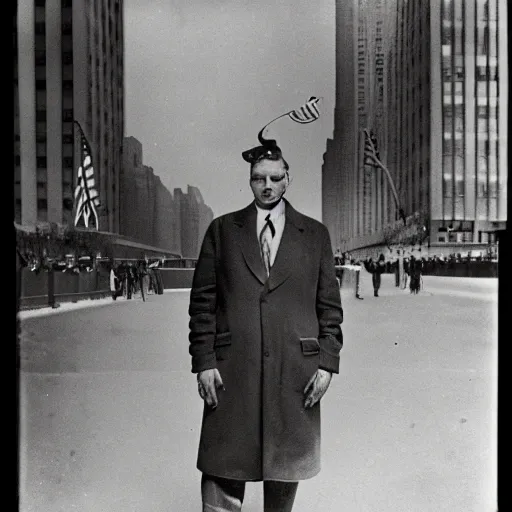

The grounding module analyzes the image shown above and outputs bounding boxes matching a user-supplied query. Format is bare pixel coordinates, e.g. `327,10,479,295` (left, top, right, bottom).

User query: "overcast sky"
124,0,336,220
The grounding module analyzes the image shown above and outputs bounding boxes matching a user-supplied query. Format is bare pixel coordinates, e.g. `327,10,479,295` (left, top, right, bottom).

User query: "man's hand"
304,368,332,409
197,369,225,409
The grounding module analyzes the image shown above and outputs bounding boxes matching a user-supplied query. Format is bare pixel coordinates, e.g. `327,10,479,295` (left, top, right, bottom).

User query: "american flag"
288,96,321,124
363,128,381,166
73,121,100,230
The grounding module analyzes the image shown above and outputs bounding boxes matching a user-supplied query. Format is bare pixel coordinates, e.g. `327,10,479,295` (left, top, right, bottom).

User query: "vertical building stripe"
46,0,63,224
18,1,37,225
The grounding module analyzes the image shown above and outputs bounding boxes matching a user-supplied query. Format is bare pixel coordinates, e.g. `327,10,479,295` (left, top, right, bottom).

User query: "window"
454,105,464,131
455,178,464,196
477,26,489,55
35,23,45,35
36,142,46,156
37,199,48,209
444,106,453,132
476,66,488,81
63,198,74,210
489,106,498,132
478,0,489,21
35,50,45,66
443,173,453,197
63,109,73,121
36,80,46,90
63,157,73,168
36,157,47,168
454,26,463,54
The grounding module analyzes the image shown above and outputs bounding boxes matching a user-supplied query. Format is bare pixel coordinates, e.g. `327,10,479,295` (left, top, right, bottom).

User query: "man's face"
250,159,288,209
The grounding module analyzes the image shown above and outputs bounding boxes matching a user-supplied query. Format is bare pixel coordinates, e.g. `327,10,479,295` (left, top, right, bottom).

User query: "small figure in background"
365,253,386,297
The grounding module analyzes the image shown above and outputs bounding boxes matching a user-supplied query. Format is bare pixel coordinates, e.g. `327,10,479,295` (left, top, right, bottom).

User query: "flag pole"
258,97,323,144
258,112,292,144
363,129,406,225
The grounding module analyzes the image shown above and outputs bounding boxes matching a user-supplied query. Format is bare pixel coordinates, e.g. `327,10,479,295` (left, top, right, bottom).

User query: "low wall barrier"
19,268,111,310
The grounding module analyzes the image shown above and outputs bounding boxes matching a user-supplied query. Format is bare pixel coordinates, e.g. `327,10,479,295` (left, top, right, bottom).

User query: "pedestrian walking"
409,255,423,294
126,262,135,299
353,259,364,299
394,250,401,287
137,260,148,301
334,248,342,266
109,262,119,300
365,253,386,297
188,130,343,511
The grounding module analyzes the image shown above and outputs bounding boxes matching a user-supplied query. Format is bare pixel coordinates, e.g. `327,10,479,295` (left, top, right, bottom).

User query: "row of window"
35,0,72,6
442,0,496,22
14,156,74,169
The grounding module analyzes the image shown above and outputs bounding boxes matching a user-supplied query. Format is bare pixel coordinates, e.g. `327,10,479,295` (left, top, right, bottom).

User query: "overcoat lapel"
234,204,267,286
233,200,305,291
267,200,305,292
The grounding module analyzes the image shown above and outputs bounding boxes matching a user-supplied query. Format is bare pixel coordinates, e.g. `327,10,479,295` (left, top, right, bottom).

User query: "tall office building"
174,186,214,259
121,136,182,253
14,0,124,233
322,0,507,253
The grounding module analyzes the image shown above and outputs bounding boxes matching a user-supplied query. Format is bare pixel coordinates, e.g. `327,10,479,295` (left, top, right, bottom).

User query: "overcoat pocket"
300,337,320,356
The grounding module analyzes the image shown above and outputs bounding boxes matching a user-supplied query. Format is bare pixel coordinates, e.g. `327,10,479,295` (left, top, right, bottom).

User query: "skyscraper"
14,0,124,232
323,0,507,253
174,186,214,259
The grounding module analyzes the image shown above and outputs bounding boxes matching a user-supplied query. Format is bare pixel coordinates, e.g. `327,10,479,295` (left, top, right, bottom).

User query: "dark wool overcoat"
188,199,343,482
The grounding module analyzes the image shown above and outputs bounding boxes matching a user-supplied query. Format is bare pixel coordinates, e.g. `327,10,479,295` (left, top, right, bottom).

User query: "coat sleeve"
188,220,218,373
316,225,344,374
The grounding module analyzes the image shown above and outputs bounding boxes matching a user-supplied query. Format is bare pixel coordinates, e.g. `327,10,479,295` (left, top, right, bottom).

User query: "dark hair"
251,155,289,173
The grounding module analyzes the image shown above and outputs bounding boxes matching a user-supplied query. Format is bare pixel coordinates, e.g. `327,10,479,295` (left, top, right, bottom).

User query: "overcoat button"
264,350,270,357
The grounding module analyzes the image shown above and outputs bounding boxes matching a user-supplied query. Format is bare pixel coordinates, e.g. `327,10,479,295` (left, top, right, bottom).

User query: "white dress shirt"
255,199,286,267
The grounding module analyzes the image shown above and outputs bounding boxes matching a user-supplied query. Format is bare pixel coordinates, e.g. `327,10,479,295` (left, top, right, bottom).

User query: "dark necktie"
259,214,275,276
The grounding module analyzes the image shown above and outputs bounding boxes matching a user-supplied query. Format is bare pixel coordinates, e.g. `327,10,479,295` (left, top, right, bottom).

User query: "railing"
19,268,111,311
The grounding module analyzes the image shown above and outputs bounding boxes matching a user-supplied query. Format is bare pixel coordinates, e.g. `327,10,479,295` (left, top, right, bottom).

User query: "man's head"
249,155,290,209
243,139,290,209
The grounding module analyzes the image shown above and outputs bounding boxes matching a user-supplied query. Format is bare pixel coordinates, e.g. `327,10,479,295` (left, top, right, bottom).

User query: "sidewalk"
18,289,190,320
18,279,498,512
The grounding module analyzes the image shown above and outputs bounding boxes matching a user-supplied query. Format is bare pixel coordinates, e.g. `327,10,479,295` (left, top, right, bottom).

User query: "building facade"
14,0,124,232
121,136,213,257
322,0,507,253
153,174,181,255
174,186,214,259
120,136,181,253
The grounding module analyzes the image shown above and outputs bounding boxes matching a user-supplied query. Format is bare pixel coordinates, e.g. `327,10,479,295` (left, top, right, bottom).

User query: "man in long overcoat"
189,136,343,511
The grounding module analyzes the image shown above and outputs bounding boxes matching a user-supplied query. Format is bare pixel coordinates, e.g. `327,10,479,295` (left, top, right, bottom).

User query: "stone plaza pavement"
18,273,498,512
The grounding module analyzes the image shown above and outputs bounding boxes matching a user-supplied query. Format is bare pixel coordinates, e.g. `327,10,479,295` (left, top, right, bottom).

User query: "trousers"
201,474,299,512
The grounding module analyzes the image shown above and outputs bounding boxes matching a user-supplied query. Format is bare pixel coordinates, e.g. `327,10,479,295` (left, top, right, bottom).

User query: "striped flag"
363,129,381,166
288,96,321,124
73,121,100,230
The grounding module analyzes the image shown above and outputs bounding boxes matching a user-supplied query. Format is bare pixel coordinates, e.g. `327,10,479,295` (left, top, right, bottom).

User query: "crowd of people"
334,249,425,297
109,259,164,302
